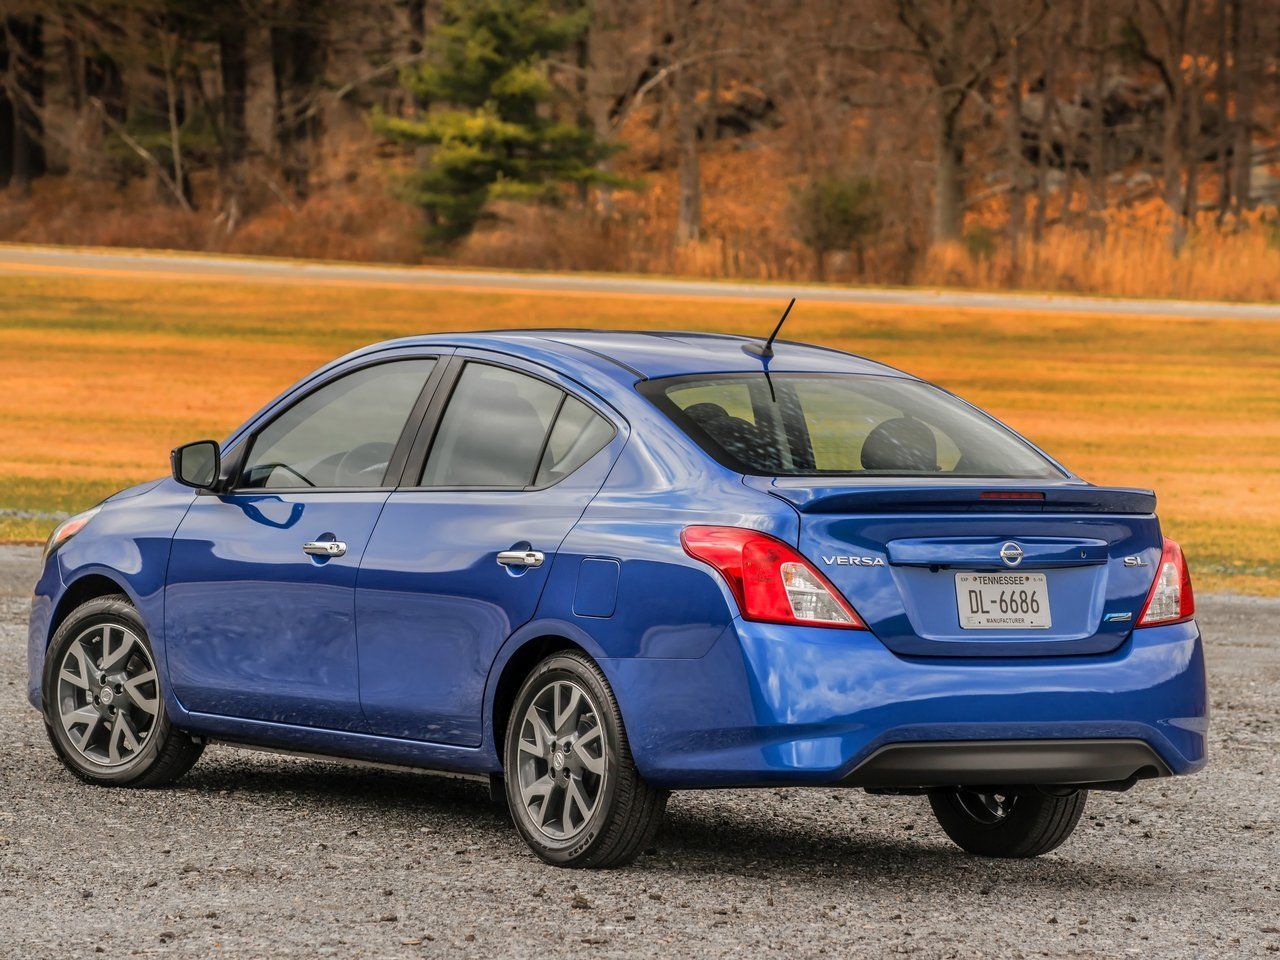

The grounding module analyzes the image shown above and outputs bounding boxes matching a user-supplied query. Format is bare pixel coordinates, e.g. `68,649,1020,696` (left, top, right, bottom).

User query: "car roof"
362,329,914,384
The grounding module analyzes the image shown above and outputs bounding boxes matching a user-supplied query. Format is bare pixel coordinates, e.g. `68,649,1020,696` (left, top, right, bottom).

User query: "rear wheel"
928,787,1087,858
43,595,203,787
504,651,667,868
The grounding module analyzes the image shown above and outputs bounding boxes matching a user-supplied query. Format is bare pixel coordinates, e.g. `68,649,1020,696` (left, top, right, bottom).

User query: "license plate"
955,572,1051,630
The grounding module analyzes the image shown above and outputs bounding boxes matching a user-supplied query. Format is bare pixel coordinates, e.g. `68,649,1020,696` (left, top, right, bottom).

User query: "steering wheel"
334,442,394,486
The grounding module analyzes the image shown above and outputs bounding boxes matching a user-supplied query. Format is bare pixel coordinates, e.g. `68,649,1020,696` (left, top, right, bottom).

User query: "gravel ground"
1,545,1277,959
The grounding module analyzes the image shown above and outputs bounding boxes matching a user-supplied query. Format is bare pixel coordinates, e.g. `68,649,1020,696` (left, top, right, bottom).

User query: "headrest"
684,402,732,427
860,417,938,472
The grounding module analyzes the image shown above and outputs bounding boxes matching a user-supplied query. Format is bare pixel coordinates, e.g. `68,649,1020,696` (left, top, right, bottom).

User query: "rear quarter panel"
496,421,799,752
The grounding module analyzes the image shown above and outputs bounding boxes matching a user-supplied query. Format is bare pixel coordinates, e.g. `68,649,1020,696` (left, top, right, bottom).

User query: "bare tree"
1082,0,1108,238
269,0,329,200
2,13,47,196
668,0,704,245
894,0,1045,244
1126,0,1209,251
1004,31,1024,277
1229,0,1255,213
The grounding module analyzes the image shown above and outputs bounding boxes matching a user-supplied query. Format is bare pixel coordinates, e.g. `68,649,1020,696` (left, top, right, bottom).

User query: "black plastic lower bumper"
841,739,1173,790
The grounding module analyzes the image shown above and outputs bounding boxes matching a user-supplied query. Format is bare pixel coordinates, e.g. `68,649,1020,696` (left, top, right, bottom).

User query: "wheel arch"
490,635,588,763
486,619,611,765
48,573,134,646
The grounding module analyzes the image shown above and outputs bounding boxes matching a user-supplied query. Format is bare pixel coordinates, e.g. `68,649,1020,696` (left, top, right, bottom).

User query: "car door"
164,355,444,730
355,354,624,746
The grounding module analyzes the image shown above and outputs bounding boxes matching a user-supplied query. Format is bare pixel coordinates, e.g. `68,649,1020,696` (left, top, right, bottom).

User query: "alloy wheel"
954,789,1017,825
515,680,608,840
55,622,159,767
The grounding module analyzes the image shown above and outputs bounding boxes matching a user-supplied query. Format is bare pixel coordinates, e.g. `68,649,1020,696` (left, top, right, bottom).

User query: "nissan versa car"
28,329,1207,867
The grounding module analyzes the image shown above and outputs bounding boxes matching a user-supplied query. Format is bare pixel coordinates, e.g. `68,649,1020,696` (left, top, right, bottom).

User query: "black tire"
504,651,667,868
43,594,204,788
928,787,1087,858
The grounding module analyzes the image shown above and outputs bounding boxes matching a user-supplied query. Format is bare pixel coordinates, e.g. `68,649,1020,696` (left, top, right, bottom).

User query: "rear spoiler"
760,484,1157,515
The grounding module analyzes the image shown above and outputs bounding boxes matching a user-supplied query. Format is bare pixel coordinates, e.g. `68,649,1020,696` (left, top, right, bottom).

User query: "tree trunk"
1005,38,1024,281
1157,0,1195,253
60,12,95,177
933,97,964,243
0,25,12,189
160,32,187,208
1164,119,1186,251
405,0,428,115
271,2,326,201
1215,0,1231,222
218,23,249,228
406,0,426,54
9,15,47,196
1032,26,1057,242
62,17,85,112
674,72,701,245
574,27,591,205
1230,0,1253,213
1085,0,1107,241
703,60,719,145
1162,71,1186,252
587,1,616,216
1180,75,1201,242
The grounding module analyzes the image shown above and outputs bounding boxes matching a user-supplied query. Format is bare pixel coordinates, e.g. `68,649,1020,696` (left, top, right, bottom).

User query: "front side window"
240,358,437,489
642,373,1062,479
421,363,615,488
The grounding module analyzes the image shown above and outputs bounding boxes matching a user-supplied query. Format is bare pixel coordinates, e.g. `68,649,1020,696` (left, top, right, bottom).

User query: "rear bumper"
842,738,1171,789
604,617,1208,790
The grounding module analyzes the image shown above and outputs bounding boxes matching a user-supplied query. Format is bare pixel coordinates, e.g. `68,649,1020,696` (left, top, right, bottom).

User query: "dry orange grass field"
1,268,1276,595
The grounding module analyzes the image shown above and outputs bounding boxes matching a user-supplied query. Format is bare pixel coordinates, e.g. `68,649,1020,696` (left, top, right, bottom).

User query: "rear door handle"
303,540,347,558
497,550,544,568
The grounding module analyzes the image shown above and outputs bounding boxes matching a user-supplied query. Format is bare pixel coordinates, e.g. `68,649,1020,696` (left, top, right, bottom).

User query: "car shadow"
180,752,1160,890
654,800,1144,889
183,749,504,822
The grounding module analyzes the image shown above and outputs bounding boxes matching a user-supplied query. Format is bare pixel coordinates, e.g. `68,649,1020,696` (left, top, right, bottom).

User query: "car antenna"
743,297,795,360
743,297,795,402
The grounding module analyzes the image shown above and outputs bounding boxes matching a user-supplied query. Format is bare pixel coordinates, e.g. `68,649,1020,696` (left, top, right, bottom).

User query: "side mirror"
171,440,222,490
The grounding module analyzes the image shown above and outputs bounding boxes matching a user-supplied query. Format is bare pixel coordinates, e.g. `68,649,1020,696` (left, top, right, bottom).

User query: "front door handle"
497,549,545,568
303,540,347,558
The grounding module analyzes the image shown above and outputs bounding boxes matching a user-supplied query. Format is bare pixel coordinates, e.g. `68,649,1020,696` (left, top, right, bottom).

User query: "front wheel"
928,787,1087,858
504,651,667,868
43,595,204,787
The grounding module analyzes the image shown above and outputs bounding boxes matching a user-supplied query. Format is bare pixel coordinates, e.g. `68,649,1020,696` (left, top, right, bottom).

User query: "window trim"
398,356,620,493
638,371,1069,480
227,355,448,495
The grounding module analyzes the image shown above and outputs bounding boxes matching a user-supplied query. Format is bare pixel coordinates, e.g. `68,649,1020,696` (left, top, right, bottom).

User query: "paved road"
2,546,1278,958
2,242,1279,320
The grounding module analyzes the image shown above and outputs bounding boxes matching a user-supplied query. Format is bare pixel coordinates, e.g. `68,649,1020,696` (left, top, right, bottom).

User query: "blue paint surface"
574,559,621,619
27,331,1208,789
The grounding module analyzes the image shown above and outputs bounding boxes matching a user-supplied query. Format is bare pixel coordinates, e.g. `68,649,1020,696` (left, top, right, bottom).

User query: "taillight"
1137,538,1195,627
681,526,866,629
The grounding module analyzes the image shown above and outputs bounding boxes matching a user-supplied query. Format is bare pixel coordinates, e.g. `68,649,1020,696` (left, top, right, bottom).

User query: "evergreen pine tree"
376,0,620,247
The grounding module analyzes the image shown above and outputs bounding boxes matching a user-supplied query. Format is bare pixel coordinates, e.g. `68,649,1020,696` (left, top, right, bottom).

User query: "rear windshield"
640,373,1063,479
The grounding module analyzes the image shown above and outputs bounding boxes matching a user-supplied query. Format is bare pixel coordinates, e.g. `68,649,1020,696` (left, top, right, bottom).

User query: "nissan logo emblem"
999,542,1024,567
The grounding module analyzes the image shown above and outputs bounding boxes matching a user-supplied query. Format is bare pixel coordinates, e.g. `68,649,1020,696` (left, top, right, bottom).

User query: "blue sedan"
28,329,1207,867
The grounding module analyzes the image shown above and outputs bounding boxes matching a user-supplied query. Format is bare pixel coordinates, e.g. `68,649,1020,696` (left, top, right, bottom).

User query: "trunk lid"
749,478,1162,657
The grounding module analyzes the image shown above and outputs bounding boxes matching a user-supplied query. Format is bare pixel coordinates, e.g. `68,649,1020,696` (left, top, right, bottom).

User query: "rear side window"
240,358,436,488
421,364,614,488
535,396,614,486
641,373,1061,479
